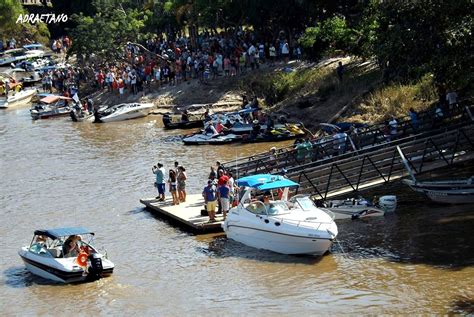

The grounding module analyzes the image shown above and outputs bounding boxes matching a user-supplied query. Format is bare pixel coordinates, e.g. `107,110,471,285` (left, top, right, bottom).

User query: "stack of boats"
167,108,306,145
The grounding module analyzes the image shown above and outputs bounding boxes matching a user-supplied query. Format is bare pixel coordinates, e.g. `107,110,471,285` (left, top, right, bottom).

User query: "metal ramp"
290,123,474,199
225,105,473,179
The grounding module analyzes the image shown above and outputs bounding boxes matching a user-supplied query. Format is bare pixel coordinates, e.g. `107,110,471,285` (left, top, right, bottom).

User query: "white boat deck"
140,194,224,233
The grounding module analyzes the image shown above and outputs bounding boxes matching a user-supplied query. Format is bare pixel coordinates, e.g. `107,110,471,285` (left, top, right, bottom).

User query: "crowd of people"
86,29,302,97
151,160,237,223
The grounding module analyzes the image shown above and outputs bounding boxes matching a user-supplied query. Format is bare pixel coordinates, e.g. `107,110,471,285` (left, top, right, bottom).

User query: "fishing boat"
162,113,204,129
96,103,153,123
323,196,397,220
30,95,73,119
222,174,338,255
402,178,474,204
0,88,37,109
18,227,114,283
397,146,474,204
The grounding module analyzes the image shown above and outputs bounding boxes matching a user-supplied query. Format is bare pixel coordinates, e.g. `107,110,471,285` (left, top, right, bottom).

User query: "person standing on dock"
203,180,217,222
177,166,187,203
168,169,179,205
152,163,166,201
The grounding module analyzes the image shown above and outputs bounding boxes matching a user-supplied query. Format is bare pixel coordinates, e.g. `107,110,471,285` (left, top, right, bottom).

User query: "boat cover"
34,227,94,240
237,174,299,190
40,95,72,104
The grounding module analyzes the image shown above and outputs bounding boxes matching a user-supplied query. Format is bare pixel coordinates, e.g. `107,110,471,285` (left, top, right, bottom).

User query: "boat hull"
19,250,114,283
100,110,149,122
326,207,385,220
403,179,474,204
225,224,333,255
0,89,36,109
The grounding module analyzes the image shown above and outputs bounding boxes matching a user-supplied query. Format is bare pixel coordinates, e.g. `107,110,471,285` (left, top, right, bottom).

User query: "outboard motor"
69,110,78,122
87,253,104,281
93,109,102,123
378,195,397,213
162,114,171,126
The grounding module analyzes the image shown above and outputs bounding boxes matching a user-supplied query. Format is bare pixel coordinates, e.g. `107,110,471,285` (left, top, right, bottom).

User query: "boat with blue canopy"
222,174,338,255
18,227,114,283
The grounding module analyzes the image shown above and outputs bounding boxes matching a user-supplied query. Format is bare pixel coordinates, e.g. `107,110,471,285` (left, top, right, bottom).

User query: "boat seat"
48,248,62,258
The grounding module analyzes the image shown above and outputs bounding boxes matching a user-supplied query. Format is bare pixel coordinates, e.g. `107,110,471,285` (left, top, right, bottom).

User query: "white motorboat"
324,195,397,220
18,227,114,283
222,174,338,255
397,146,474,204
402,178,474,204
30,95,73,119
0,88,37,108
0,48,45,66
97,103,153,122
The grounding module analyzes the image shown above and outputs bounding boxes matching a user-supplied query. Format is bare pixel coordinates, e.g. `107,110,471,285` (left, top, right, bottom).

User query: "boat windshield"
295,196,316,211
245,200,289,215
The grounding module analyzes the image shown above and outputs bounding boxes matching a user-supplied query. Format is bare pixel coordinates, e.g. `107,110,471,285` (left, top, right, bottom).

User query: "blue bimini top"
34,227,94,240
236,174,299,191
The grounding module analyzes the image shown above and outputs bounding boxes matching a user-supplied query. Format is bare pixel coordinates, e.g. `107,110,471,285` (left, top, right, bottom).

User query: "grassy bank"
241,58,442,128
346,74,438,123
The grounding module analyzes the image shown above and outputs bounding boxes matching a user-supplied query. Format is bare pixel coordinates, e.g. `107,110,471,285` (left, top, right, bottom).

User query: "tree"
68,0,146,63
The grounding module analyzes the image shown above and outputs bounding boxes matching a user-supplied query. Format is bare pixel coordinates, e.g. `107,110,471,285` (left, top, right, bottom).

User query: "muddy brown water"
0,106,473,315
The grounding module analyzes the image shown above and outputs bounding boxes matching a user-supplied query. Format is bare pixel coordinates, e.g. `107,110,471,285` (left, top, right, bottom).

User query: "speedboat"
0,88,37,109
97,103,153,123
402,178,474,204
323,195,397,220
30,95,73,119
222,174,338,255
18,227,114,283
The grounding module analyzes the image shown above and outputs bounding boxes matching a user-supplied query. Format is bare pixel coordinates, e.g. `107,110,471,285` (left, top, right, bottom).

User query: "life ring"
76,252,88,267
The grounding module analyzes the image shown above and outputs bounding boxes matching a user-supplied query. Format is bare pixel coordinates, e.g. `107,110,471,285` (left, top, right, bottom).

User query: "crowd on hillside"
84,29,302,96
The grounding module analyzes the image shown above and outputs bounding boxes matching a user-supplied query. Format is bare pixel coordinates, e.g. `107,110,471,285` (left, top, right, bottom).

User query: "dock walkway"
140,194,224,233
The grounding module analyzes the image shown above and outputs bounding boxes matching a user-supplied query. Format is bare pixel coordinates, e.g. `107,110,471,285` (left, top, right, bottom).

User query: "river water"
0,106,473,315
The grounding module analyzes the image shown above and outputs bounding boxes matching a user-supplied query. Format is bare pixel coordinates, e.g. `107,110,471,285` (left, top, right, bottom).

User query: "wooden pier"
140,194,224,233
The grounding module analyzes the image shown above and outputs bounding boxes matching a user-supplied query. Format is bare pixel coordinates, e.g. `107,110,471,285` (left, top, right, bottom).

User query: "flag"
72,93,80,103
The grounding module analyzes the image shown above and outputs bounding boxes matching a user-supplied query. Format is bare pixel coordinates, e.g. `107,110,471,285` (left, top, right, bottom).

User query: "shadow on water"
3,266,62,288
335,200,474,269
449,296,474,314
196,234,325,265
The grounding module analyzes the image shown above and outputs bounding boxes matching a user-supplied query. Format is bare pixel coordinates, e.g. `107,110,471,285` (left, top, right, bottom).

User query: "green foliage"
0,0,26,37
0,0,50,44
69,0,146,62
299,16,356,59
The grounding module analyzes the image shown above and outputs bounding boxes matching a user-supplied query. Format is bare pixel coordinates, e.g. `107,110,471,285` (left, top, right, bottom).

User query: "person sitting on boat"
204,109,211,122
224,119,233,129
262,191,280,215
204,123,219,135
62,235,81,258
251,120,261,138
181,110,189,122
215,120,228,134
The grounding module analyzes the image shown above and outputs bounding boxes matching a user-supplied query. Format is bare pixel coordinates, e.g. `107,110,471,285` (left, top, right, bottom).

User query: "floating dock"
140,194,224,233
